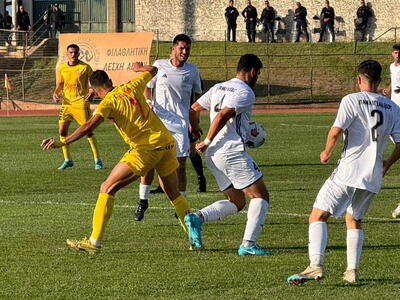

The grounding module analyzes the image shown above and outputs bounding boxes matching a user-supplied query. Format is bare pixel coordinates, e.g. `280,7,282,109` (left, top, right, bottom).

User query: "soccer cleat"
391,203,400,218
197,176,207,193
58,160,73,170
238,244,272,256
287,265,325,285
95,159,103,170
66,237,100,254
133,199,148,221
184,213,203,249
150,185,164,194
343,269,359,283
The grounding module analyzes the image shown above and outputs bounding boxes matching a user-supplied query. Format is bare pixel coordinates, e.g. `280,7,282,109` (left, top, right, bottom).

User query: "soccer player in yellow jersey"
41,63,191,253
53,43,102,170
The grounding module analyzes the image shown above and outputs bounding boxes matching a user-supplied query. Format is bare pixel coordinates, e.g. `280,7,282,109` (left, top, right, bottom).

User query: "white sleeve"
192,66,202,94
391,109,400,142
197,88,212,111
226,90,254,114
146,61,160,89
333,96,354,130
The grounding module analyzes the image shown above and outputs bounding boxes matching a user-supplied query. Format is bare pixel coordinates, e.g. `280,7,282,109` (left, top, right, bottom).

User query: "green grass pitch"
1,113,399,298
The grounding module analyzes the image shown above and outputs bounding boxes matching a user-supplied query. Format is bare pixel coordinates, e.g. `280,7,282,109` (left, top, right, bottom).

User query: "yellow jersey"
95,72,174,150
57,61,93,106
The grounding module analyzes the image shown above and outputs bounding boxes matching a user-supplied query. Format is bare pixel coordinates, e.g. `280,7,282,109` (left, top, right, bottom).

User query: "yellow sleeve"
95,97,113,119
128,72,153,95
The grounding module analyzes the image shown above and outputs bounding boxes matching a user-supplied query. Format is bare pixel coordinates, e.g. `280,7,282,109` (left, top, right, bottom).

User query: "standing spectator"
242,0,257,43
260,0,276,43
4,11,12,30
318,0,335,42
294,2,309,42
16,5,31,31
225,0,239,42
50,4,65,38
43,5,53,38
355,0,372,42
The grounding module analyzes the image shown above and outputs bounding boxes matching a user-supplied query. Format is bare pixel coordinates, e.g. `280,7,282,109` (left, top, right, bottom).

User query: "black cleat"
197,176,207,193
134,199,148,221
149,185,164,194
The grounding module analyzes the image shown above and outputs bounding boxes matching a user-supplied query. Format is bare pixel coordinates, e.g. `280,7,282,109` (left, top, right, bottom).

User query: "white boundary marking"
280,123,330,129
0,199,396,222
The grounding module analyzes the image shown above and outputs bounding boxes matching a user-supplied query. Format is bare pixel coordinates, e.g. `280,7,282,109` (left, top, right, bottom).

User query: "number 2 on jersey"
371,109,383,142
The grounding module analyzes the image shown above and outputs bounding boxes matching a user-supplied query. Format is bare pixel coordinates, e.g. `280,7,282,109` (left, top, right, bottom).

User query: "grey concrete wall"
135,0,400,42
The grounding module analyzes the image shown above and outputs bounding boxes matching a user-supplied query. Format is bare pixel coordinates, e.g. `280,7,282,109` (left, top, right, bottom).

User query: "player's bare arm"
196,106,236,153
189,102,206,139
41,114,104,150
53,78,64,103
383,142,400,177
320,126,343,164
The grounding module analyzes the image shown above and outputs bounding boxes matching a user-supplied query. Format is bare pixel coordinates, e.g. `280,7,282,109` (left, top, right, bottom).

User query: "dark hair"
172,34,192,45
90,70,112,89
393,44,400,51
237,54,263,73
67,44,79,51
358,60,382,83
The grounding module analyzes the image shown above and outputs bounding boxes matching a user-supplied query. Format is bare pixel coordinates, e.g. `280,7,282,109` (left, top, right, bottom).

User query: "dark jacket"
260,6,276,25
50,8,65,29
16,11,30,30
321,7,335,24
356,5,372,26
294,6,307,22
242,5,257,23
225,6,239,24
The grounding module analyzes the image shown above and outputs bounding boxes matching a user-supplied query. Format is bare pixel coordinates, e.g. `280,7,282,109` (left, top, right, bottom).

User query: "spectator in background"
318,0,335,42
225,0,239,42
43,5,53,38
294,2,309,42
355,0,372,42
4,11,12,30
16,5,31,31
50,4,65,38
260,1,276,43
242,0,257,43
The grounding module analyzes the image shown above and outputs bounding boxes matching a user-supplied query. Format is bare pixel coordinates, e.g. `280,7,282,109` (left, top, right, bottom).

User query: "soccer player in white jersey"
382,44,400,218
133,34,203,221
184,54,272,256
287,60,400,285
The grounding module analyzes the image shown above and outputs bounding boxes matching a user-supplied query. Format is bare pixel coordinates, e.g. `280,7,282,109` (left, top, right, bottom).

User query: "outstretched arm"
41,114,104,149
320,126,343,163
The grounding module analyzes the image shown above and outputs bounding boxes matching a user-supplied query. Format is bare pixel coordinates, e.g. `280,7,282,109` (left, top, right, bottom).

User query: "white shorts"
313,178,376,220
206,151,263,191
171,130,189,158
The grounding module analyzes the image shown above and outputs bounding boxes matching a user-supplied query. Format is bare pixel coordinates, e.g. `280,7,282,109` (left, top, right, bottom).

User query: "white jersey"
331,91,400,193
147,59,202,132
197,78,255,156
390,63,400,105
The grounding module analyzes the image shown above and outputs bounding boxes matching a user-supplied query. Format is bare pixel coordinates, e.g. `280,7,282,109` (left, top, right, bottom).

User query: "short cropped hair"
237,54,263,73
90,70,112,89
172,34,192,45
393,44,400,51
358,60,382,83
67,44,80,51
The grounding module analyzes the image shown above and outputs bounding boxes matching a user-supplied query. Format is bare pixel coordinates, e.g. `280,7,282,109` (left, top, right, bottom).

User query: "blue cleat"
287,265,325,285
184,213,203,249
95,159,103,170
58,160,73,170
238,244,272,256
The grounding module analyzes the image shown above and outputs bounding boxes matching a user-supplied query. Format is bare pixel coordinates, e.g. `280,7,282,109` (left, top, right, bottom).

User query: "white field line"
280,123,331,128
0,199,395,222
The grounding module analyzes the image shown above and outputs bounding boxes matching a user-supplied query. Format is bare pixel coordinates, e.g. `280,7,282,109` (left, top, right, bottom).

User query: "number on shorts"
371,109,383,142
214,95,226,112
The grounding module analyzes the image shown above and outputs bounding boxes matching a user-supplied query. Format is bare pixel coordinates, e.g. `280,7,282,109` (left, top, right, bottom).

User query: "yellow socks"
90,193,115,243
170,195,190,235
87,136,100,161
60,136,71,161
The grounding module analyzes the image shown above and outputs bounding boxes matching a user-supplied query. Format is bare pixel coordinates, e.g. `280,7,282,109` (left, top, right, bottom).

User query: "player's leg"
76,105,102,169
58,113,73,169
319,23,327,42
133,170,155,221
176,156,187,194
391,203,400,218
189,138,206,193
67,162,139,253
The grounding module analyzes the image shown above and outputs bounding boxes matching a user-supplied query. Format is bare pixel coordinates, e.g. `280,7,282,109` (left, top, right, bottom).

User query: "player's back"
333,91,400,192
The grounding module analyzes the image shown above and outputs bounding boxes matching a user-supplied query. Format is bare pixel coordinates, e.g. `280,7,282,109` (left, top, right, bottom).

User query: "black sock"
190,153,204,178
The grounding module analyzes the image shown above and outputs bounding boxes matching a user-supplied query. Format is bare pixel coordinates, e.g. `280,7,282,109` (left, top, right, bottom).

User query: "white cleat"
343,269,359,283
392,203,400,218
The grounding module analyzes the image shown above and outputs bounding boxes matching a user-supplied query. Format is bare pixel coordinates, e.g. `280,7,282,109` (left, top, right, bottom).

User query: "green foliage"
0,113,399,298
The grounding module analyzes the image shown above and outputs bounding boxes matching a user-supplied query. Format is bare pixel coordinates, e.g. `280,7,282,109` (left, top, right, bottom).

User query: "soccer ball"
246,122,266,148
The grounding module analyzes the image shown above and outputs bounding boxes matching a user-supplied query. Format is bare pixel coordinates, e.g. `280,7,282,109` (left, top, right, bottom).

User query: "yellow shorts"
120,142,179,177
58,105,92,125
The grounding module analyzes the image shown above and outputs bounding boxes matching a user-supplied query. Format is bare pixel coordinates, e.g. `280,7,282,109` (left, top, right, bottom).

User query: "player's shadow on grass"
333,278,400,287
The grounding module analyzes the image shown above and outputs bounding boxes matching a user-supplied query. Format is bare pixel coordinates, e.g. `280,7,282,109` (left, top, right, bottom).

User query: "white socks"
139,184,151,200
198,200,238,222
346,229,364,270
242,198,269,245
308,221,328,266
